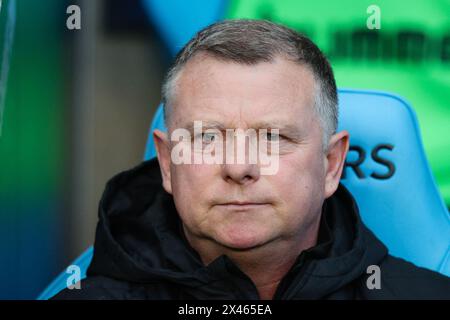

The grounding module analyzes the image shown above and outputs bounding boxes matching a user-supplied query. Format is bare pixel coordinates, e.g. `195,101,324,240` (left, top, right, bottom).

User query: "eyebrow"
183,120,227,132
181,120,306,139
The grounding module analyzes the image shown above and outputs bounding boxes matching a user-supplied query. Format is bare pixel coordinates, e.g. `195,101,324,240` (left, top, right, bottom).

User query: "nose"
220,128,261,185
221,163,260,185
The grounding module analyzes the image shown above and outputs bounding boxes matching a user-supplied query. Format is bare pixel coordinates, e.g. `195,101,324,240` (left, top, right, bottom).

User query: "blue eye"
266,131,279,141
202,132,217,143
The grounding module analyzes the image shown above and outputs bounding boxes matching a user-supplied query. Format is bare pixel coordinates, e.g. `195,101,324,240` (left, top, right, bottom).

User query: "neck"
183,218,321,300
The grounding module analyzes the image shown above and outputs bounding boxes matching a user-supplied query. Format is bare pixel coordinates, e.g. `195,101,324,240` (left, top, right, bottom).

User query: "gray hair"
161,19,338,151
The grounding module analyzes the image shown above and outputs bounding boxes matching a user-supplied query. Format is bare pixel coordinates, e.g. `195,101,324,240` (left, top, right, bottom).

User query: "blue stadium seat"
37,89,450,299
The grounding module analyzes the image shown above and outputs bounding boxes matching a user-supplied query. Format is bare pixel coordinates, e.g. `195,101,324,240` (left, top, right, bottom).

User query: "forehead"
171,54,316,129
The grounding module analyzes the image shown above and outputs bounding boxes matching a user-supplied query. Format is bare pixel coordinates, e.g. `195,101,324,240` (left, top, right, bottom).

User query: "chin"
215,225,272,250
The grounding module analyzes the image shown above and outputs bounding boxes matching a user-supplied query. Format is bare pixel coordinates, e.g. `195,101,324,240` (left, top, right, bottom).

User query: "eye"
202,132,218,144
265,131,280,141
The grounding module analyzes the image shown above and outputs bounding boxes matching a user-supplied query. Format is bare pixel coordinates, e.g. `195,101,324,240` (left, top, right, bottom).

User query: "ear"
324,130,350,199
153,129,173,194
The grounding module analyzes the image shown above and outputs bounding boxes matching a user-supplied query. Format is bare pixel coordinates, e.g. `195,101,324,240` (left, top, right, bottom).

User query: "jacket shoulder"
50,275,180,300
360,255,450,299
51,276,139,300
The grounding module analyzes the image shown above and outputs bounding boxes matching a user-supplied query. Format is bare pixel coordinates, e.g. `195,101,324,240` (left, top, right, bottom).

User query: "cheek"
170,164,218,225
273,152,325,222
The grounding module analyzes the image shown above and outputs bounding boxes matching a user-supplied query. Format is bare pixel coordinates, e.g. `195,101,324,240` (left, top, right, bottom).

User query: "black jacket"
53,158,450,300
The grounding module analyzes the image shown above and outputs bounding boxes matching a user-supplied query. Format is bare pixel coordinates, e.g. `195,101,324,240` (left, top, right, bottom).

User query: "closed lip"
218,201,268,206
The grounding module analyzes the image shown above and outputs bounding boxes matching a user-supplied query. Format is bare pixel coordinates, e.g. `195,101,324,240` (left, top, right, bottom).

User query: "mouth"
216,202,270,210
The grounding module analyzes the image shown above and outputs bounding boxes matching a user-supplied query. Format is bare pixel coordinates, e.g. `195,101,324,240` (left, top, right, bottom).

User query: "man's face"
154,54,348,251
